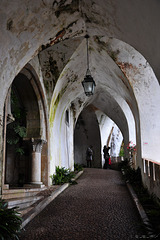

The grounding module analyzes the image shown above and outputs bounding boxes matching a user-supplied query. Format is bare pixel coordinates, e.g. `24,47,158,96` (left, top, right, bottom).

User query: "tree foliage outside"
6,88,27,155
119,142,124,157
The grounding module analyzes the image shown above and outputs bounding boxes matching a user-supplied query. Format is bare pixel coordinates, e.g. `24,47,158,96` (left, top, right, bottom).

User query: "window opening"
65,109,69,126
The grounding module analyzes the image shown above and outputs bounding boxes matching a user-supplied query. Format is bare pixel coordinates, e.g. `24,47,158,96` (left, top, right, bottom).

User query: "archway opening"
74,105,101,168
5,73,40,187
4,64,48,188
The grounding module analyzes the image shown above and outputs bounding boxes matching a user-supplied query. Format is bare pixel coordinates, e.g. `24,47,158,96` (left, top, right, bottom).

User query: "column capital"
31,138,47,153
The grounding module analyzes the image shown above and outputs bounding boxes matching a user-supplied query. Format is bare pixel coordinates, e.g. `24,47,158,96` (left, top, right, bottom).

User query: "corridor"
20,168,143,240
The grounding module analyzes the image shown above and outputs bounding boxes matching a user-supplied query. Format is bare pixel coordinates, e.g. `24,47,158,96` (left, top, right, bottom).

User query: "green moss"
49,92,62,127
59,137,61,166
58,68,68,80
49,100,58,128
49,86,67,127
60,107,66,130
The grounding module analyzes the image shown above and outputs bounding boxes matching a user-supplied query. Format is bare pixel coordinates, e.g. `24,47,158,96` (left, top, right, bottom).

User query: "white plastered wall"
96,111,113,166
108,38,160,163
49,40,86,175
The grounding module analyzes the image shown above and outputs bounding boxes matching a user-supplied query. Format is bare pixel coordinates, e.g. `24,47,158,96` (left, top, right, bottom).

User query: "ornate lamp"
82,35,96,96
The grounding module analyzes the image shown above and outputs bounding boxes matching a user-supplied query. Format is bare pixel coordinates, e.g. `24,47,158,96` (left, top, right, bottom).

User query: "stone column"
30,138,46,186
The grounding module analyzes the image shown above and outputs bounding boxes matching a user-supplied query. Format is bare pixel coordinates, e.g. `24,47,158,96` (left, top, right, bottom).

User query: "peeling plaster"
53,0,80,18
108,38,160,163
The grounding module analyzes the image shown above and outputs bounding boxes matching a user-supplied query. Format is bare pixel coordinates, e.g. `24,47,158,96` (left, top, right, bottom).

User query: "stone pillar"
30,138,46,187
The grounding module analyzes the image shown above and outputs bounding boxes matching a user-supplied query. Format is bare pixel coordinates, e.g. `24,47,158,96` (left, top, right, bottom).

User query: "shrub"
118,158,142,184
0,199,22,240
118,158,130,170
74,163,83,172
119,142,124,157
50,166,75,185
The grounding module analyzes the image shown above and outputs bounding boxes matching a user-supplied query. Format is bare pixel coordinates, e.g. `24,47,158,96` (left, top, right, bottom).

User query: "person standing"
103,146,110,169
86,146,93,168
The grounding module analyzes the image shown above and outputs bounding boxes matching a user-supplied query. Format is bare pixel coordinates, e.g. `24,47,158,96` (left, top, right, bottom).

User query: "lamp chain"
86,36,89,71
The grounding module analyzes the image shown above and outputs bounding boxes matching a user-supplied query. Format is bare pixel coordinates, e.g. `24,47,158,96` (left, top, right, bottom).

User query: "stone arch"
48,36,135,173
106,37,160,163
3,63,49,188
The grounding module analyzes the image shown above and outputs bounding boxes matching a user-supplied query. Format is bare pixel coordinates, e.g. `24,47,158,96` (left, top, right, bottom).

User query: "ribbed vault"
0,0,160,192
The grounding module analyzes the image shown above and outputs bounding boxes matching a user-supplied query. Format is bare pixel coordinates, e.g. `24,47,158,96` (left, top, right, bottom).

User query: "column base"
3,184,9,190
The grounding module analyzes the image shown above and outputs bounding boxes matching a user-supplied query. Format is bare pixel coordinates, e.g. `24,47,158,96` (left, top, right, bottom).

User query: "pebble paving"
20,168,144,240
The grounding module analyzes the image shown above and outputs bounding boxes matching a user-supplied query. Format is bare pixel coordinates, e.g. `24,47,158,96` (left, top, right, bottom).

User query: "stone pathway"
20,168,144,240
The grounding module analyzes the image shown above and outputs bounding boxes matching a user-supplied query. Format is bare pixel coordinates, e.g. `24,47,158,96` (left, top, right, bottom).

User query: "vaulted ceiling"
1,0,160,161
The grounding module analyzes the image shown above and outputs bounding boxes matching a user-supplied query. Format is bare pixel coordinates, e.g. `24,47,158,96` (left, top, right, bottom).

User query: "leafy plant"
119,142,124,157
74,163,83,172
118,158,142,184
6,88,27,155
118,158,130,170
50,166,75,185
127,141,136,152
0,199,22,240
7,123,26,144
15,148,25,156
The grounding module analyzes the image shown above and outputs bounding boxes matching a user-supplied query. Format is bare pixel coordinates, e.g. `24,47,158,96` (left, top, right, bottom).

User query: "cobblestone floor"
20,168,144,240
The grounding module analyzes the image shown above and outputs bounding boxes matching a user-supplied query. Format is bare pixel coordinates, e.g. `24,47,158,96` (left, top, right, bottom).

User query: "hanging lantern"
82,35,96,96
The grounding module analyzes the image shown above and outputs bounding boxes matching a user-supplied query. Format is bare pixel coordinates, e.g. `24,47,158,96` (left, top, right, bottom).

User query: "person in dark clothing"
86,146,93,168
103,146,110,169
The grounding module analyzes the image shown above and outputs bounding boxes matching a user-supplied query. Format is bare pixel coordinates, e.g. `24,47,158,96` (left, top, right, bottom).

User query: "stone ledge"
126,182,154,236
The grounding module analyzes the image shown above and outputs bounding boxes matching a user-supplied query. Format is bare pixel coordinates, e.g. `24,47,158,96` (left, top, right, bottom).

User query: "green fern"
6,88,27,156
15,148,25,156
50,166,75,185
14,126,26,138
0,199,22,240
